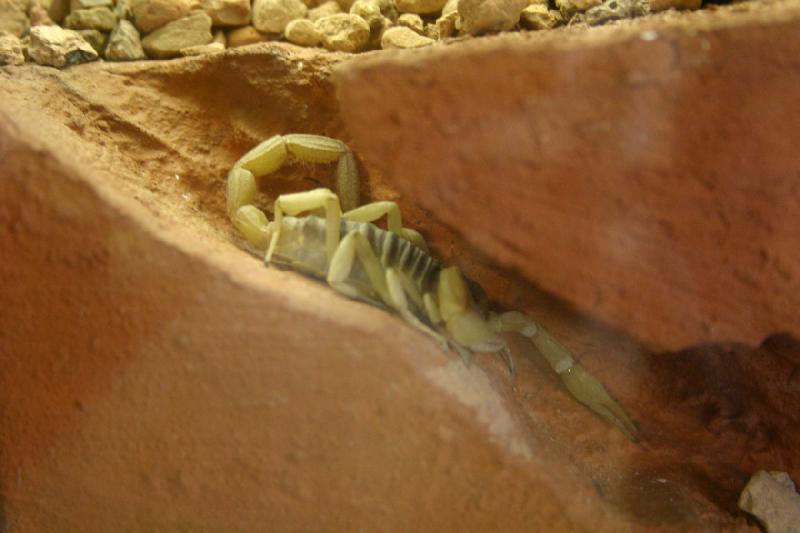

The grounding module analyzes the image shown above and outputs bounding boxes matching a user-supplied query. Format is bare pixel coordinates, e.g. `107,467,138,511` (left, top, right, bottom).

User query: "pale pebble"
380,25,432,49
0,0,30,37
64,7,118,31
180,41,224,55
28,24,98,67
76,28,108,52
141,10,212,58
105,19,145,59
396,0,445,14
285,18,320,46
252,0,308,33
520,4,562,29
396,12,422,33
226,25,270,47
196,0,251,26
315,13,369,52
458,0,527,35
0,32,25,65
131,0,192,33
308,0,340,20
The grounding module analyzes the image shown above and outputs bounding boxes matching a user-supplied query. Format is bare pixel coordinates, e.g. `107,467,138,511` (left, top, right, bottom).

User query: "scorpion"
227,133,637,439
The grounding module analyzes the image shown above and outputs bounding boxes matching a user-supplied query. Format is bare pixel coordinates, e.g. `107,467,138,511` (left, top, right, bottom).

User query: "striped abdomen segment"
356,219,442,294
269,216,442,297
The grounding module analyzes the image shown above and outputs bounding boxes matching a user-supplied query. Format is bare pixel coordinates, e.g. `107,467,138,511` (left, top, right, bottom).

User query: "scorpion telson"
227,133,638,440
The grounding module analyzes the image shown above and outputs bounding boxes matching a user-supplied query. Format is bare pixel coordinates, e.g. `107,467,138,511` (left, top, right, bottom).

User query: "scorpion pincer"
226,133,637,440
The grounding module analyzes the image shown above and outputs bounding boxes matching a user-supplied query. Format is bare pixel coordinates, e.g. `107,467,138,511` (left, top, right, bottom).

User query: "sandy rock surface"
0,32,25,65
336,0,800,351
2,5,800,531
179,40,224,54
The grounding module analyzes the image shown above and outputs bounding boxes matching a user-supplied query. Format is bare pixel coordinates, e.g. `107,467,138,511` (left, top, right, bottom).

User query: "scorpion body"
226,133,638,439
269,215,442,309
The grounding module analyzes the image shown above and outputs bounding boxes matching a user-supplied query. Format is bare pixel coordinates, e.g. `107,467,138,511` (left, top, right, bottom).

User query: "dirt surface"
337,0,800,352
0,9,798,531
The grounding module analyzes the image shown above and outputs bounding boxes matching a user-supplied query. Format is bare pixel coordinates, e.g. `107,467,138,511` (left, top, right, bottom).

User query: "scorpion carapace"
227,133,638,440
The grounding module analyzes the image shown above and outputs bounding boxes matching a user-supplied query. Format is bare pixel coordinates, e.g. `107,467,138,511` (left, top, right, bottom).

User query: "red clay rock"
335,0,800,351
0,41,796,531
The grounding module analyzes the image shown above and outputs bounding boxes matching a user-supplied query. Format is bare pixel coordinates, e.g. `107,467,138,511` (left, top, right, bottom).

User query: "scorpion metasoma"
227,133,637,439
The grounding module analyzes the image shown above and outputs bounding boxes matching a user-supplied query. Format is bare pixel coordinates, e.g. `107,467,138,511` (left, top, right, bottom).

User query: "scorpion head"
437,267,505,353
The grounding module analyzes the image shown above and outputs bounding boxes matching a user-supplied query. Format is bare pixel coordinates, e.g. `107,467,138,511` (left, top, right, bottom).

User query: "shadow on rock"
639,333,800,515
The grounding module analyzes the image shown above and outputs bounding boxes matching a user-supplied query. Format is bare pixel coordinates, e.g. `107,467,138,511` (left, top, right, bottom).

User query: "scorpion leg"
343,202,429,252
327,230,391,304
267,188,342,265
386,268,447,345
327,235,444,344
490,311,638,440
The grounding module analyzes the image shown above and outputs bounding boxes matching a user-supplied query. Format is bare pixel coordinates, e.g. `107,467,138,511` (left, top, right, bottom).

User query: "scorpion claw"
560,364,638,440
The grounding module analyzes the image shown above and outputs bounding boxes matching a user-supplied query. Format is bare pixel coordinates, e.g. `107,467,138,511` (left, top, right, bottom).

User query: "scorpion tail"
490,311,638,440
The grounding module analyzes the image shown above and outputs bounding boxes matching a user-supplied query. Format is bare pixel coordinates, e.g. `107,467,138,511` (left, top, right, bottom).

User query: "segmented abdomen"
358,219,442,293
268,215,442,298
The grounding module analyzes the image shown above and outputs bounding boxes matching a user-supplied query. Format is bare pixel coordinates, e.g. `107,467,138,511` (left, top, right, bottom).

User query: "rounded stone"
350,0,382,28
197,0,251,26
0,32,25,65
380,25,432,49
0,0,30,37
105,19,145,60
285,18,321,46
458,0,527,35
520,4,562,30
397,13,423,33
130,0,192,33
252,0,308,34
226,25,270,47
27,25,98,67
140,10,212,58
314,13,369,52
396,0,445,14
308,0,341,20
64,7,118,32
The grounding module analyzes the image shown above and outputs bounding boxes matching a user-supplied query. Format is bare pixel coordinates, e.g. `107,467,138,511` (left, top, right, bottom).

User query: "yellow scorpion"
227,133,637,439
